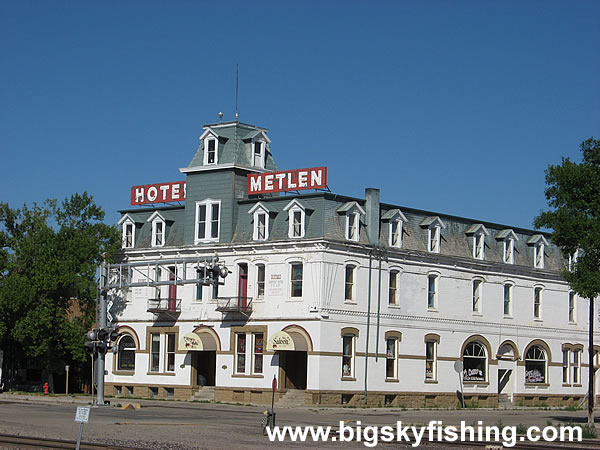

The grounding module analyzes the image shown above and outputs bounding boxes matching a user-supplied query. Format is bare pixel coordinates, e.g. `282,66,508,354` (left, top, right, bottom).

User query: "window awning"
267,330,309,351
178,332,218,351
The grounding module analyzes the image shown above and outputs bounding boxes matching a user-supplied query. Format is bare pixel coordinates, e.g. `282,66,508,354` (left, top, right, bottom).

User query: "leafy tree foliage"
534,138,600,299
0,193,119,388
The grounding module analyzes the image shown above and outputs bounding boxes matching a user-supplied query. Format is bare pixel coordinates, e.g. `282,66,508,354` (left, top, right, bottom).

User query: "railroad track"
0,433,143,449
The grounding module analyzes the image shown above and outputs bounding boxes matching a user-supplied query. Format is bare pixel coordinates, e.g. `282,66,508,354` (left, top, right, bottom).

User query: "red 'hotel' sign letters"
131,181,187,205
247,167,327,195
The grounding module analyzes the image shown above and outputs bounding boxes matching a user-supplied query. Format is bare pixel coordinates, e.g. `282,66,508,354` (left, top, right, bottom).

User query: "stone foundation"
513,394,586,407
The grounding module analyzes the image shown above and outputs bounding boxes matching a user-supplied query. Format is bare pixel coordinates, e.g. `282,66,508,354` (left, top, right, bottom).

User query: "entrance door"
498,368,513,398
168,266,177,311
281,351,307,390
238,264,248,310
193,351,216,387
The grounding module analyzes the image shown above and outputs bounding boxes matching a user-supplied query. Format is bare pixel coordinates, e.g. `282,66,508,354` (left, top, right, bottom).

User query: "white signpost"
74,406,90,450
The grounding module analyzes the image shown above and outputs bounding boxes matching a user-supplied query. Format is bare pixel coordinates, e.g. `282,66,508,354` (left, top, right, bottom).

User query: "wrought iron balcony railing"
147,298,182,314
215,296,252,315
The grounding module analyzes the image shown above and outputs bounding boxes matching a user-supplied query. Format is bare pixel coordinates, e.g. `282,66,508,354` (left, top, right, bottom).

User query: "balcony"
215,296,252,316
147,298,182,316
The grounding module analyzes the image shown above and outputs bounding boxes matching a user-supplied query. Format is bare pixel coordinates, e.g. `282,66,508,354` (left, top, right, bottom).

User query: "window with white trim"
462,342,487,382
290,263,303,298
571,350,580,384
204,137,218,165
503,283,512,316
195,200,220,242
195,269,204,301
249,203,269,241
427,274,438,309
151,218,165,247
166,333,175,372
525,345,546,384
385,338,398,380
150,333,160,372
503,238,515,264
389,270,399,305
253,140,265,168
284,200,306,239
122,220,135,249
235,333,246,374
472,280,482,313
389,220,402,248
428,226,441,253
345,265,355,302
346,212,360,241
533,287,542,319
342,334,355,378
473,233,484,260
252,333,264,374
568,292,576,323
117,335,136,371
256,264,265,299
534,242,544,268
425,340,437,381
568,249,579,271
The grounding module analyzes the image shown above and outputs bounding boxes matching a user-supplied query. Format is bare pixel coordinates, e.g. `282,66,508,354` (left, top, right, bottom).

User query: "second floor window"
427,275,437,309
503,284,512,316
345,265,355,301
568,292,576,323
389,270,399,305
256,264,265,299
291,263,303,297
472,280,482,313
534,287,542,319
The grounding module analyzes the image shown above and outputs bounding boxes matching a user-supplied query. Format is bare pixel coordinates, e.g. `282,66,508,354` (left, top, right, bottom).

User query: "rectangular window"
257,213,266,240
504,239,514,264
291,263,303,297
389,271,398,305
235,333,246,374
474,234,484,259
345,265,354,301
292,210,302,237
253,333,264,374
572,350,580,384
207,139,216,164
196,201,220,242
568,292,575,323
342,335,354,378
153,221,163,246
534,287,542,319
427,275,437,309
386,338,397,379
253,141,263,166
472,280,481,313
150,333,160,372
166,333,175,372
425,340,436,380
256,264,265,299
390,221,401,247
123,222,134,248
562,350,569,384
535,243,544,268
347,214,358,241
429,227,440,252
503,284,511,316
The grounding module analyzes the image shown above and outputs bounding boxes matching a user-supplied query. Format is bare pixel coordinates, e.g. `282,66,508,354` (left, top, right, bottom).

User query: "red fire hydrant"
43,382,49,396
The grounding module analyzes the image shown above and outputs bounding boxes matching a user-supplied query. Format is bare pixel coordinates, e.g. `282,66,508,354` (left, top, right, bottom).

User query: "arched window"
525,345,546,384
117,335,136,371
462,342,487,382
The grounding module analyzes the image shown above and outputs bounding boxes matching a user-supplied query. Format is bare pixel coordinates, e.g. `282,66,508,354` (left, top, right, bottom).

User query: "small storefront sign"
267,331,295,351
178,332,203,351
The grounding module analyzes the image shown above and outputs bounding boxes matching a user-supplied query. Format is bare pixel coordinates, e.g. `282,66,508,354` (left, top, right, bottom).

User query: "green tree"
0,192,120,391
534,137,600,423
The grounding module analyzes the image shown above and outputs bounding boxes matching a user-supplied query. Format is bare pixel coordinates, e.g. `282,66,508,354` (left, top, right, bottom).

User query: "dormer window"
148,212,166,248
420,216,445,253
249,202,270,241
284,200,306,238
337,202,366,242
496,229,518,264
202,135,218,165
382,209,407,249
253,140,265,168
527,235,548,269
465,224,489,260
118,214,136,249
568,249,580,271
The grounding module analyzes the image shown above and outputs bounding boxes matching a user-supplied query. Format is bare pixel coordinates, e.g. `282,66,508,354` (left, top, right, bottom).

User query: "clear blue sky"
1,1,598,230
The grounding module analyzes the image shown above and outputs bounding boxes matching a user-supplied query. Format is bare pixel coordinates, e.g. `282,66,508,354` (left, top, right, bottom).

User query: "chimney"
365,188,380,245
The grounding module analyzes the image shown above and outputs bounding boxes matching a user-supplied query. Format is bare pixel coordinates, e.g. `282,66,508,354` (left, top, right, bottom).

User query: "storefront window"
462,342,486,382
525,345,546,383
117,336,136,371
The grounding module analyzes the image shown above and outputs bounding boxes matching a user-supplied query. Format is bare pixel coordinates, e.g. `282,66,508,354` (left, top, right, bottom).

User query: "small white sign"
75,407,90,423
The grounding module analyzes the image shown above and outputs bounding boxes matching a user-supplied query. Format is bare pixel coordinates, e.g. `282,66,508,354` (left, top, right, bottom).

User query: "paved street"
0,394,596,449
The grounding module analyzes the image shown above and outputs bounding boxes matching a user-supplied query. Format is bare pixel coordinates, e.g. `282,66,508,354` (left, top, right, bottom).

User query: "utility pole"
96,256,108,405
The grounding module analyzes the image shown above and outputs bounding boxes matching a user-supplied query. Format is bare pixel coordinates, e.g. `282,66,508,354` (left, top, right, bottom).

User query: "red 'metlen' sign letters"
247,167,327,195
130,181,186,205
